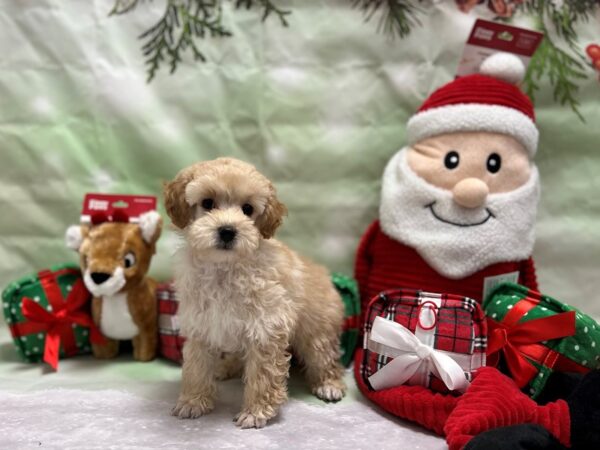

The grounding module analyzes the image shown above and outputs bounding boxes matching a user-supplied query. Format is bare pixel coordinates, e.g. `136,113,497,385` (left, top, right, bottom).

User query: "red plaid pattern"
157,283,185,363
361,288,487,393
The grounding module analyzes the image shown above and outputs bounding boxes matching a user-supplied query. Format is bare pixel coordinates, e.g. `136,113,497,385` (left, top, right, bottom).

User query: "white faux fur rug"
0,388,445,449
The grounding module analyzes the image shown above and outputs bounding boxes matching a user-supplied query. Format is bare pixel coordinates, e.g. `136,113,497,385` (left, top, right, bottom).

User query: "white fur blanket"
0,385,445,449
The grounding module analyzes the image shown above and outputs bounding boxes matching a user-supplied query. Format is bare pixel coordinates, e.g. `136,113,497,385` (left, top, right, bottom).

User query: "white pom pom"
138,210,162,243
480,52,525,85
65,225,83,251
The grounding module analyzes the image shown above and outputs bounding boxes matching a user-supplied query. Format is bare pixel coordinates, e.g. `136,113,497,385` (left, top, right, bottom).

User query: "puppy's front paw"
234,411,268,429
312,381,346,402
171,396,214,419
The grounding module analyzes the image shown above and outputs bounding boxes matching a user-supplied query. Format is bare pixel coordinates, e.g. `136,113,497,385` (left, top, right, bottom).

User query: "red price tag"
457,19,544,78
80,193,157,224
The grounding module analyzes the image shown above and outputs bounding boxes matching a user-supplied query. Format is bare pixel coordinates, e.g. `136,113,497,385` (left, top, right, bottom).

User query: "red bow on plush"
487,299,576,388
20,276,105,370
91,209,129,225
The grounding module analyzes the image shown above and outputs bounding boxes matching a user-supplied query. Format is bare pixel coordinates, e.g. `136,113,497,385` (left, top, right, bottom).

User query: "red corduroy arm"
520,257,539,291
354,220,380,303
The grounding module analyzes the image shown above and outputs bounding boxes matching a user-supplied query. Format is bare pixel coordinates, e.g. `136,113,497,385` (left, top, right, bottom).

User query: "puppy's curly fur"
164,158,346,429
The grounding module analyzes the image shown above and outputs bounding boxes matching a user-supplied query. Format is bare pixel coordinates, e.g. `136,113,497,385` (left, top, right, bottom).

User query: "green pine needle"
113,0,290,82
111,0,597,120
353,0,423,39
519,0,597,121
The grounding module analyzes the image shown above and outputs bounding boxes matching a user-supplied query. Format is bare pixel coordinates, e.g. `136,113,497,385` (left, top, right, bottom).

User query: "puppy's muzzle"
217,225,237,249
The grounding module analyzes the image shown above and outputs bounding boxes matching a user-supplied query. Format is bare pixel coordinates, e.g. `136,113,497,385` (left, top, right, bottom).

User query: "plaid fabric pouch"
361,288,487,393
484,282,600,399
157,282,185,363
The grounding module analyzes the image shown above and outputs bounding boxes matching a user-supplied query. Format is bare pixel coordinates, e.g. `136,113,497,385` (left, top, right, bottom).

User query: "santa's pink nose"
452,178,489,209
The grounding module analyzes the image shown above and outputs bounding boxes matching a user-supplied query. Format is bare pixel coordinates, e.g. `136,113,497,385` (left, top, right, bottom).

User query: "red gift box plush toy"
354,53,600,450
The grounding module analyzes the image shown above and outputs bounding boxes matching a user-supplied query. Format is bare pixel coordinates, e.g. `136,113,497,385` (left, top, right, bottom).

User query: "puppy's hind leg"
172,339,218,419
294,314,347,402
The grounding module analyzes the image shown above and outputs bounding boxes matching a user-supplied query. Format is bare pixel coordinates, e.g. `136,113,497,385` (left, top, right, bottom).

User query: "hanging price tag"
80,193,157,224
457,19,544,78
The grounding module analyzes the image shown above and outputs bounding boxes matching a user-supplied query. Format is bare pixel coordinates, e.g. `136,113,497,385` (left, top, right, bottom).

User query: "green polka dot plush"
331,273,360,367
483,282,600,400
1,263,93,365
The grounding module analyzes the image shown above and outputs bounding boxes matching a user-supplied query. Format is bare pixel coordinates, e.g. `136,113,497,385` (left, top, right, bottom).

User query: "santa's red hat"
406,53,539,157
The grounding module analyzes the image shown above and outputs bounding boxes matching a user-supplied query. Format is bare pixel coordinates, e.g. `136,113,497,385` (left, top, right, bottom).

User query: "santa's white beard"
379,148,540,279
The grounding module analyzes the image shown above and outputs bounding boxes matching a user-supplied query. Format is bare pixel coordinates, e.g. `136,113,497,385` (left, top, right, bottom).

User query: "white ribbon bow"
367,316,470,392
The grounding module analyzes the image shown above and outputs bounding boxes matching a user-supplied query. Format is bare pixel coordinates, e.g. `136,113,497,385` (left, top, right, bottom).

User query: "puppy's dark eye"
486,153,502,174
242,203,254,216
201,198,215,211
444,151,460,169
124,252,136,268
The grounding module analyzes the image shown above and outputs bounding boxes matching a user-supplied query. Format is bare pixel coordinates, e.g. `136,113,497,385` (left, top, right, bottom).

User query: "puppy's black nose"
90,272,111,285
218,226,237,244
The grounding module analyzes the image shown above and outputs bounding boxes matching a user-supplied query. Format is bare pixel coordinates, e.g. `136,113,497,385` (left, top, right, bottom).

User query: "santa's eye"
241,203,254,216
124,252,136,268
444,151,460,169
487,153,502,173
201,198,215,210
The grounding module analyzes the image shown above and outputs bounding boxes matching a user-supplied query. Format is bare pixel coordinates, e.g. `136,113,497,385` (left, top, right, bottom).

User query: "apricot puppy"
164,157,346,428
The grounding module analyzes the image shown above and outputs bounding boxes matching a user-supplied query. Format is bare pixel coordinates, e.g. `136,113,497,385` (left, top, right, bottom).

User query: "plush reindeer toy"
65,211,162,361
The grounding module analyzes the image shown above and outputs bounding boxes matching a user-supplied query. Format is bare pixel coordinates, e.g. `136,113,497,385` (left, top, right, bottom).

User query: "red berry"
594,59,600,71
586,44,600,61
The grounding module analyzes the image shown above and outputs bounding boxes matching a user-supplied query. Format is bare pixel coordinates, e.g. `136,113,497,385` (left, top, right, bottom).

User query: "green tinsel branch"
235,0,291,26
110,0,144,16
519,0,599,120
139,1,231,82
353,0,423,38
111,0,290,82
111,0,598,119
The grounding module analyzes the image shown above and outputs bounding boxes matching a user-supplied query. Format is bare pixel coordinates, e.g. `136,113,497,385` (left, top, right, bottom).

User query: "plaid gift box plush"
360,288,487,393
157,274,361,366
157,282,185,363
1,263,102,370
484,282,600,399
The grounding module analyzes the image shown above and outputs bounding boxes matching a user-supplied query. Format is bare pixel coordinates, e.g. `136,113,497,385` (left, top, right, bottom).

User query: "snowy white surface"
0,388,445,450
0,327,445,450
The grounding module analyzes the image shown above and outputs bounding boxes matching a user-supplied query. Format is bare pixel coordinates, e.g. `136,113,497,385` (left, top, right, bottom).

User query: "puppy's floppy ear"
163,169,193,229
256,189,287,239
65,225,88,251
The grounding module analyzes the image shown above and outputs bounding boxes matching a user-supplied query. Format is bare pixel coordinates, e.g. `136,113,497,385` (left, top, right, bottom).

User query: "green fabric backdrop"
1,0,599,321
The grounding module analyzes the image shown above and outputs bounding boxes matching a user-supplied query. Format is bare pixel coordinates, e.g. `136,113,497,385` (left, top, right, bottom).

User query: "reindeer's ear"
138,211,162,244
65,225,88,251
163,170,194,229
256,188,287,239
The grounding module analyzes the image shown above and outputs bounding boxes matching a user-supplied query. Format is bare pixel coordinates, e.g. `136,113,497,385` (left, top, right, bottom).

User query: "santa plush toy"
354,53,600,450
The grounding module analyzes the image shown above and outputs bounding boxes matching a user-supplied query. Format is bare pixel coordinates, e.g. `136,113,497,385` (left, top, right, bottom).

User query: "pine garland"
110,0,144,16
518,0,598,120
111,0,599,119
111,0,290,82
235,0,291,25
353,1,423,38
